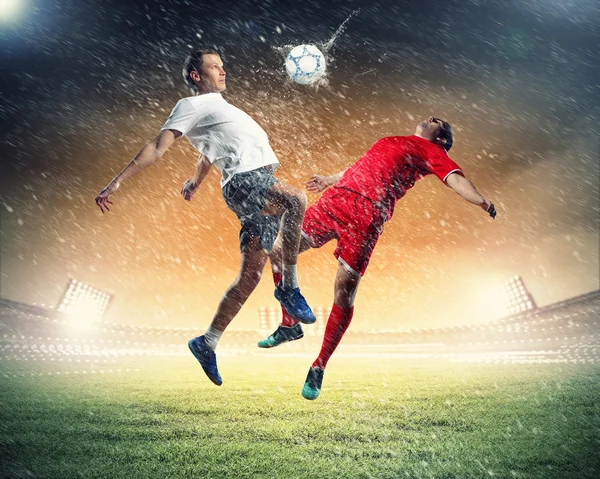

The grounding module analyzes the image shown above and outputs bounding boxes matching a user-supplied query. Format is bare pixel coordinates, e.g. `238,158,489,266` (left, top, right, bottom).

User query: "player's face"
196,54,226,93
416,117,444,138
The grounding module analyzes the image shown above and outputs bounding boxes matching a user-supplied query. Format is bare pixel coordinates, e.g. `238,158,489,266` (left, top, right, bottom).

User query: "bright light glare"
469,280,509,321
57,279,112,323
0,0,23,21
67,297,105,323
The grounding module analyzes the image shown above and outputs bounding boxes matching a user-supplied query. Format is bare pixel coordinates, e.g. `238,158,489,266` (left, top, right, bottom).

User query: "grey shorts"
222,167,282,253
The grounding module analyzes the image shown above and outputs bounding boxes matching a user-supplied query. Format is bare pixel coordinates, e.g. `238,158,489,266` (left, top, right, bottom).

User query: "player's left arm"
181,154,212,201
445,173,497,219
306,169,348,193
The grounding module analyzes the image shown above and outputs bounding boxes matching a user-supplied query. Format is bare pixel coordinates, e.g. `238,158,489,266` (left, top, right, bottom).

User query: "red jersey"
335,135,464,220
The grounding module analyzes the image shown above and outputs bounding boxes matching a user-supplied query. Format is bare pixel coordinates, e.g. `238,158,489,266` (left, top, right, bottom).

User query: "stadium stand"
1,290,598,365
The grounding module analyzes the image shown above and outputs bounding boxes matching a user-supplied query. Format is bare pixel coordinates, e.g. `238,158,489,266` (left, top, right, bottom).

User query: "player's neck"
415,133,431,141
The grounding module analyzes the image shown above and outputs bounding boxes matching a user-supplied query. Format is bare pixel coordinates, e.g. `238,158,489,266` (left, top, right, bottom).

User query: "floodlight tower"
259,307,268,331
267,307,278,331
312,306,330,336
56,278,113,323
504,275,537,315
258,306,279,332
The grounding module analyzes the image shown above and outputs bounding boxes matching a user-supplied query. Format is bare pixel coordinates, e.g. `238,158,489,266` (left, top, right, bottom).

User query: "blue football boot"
188,335,222,386
274,284,316,324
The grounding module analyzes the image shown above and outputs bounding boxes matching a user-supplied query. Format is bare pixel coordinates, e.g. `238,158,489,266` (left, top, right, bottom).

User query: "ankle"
204,326,223,351
282,264,299,289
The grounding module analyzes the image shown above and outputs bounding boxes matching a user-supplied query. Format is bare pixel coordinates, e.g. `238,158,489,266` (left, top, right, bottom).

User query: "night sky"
1,0,598,330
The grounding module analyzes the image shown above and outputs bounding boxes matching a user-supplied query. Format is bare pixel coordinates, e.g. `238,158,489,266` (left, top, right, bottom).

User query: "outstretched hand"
95,182,119,214
306,175,331,193
181,178,199,201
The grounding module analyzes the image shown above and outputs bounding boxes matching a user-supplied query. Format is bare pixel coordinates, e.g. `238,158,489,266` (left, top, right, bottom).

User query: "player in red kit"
259,117,497,400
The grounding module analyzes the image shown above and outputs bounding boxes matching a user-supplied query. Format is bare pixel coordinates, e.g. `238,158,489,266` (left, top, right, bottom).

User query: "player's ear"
190,69,201,84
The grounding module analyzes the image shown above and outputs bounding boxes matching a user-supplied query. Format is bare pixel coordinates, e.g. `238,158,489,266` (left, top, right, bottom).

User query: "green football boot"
301,366,325,400
258,324,304,348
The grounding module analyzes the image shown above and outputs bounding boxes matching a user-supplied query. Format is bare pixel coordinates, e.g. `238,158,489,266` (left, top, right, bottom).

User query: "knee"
286,188,307,212
240,269,263,288
334,275,361,307
297,190,308,210
334,292,355,309
269,241,282,265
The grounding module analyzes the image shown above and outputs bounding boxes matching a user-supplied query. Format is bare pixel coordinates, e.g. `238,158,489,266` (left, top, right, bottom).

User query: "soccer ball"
285,44,326,85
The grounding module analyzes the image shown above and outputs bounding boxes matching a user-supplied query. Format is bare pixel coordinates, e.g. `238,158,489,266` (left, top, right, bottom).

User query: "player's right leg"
261,181,316,324
299,189,382,399
189,236,269,385
302,262,360,400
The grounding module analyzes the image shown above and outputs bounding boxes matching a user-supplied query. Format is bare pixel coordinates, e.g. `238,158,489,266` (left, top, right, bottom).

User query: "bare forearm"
112,143,162,185
96,129,179,212
181,155,212,201
192,155,212,187
328,169,347,186
447,174,486,206
446,173,496,218
109,130,179,186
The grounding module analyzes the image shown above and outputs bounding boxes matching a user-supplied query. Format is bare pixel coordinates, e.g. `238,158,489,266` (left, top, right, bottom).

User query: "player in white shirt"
95,49,316,386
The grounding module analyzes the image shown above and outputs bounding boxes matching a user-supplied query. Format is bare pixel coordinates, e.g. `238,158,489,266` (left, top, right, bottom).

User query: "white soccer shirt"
161,93,279,187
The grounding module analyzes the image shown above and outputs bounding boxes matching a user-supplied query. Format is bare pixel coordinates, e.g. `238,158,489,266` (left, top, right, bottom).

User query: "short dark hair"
182,48,220,92
436,118,453,151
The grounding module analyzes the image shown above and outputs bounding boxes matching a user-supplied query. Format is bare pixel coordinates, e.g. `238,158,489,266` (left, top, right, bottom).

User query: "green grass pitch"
1,356,599,478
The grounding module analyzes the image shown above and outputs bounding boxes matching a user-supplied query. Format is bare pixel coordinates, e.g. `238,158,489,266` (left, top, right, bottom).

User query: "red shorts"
302,188,385,276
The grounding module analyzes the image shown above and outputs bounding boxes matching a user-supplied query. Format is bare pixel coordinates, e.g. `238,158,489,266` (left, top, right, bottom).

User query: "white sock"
282,264,299,289
203,325,223,351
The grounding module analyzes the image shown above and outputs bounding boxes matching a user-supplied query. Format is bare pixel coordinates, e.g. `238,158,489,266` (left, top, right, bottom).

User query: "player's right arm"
306,169,348,193
181,154,212,201
95,129,182,213
445,173,497,219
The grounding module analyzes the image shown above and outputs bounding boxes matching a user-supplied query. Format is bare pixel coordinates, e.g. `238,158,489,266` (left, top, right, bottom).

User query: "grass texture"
1,355,599,478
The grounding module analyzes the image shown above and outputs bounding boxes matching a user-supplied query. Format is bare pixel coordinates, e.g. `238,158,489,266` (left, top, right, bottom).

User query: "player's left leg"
259,195,339,349
220,166,314,323
261,182,316,324
302,262,361,400
262,181,307,289
258,235,313,348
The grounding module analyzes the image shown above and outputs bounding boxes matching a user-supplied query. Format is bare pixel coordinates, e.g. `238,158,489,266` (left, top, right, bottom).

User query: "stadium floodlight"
310,307,329,336
257,307,279,332
504,275,537,315
56,279,113,324
267,307,278,331
258,307,268,331
319,307,331,334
